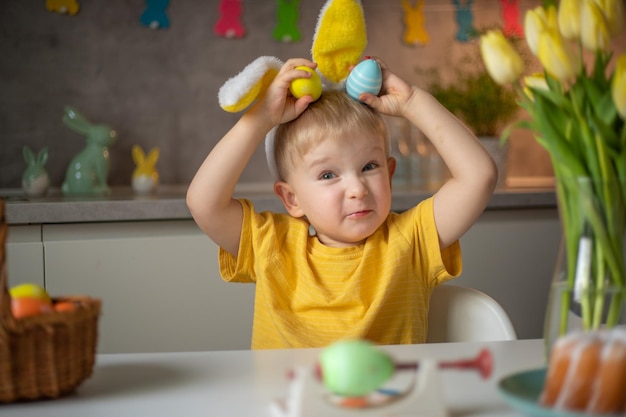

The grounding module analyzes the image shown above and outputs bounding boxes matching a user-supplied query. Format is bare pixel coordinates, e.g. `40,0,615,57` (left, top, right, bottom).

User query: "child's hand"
357,57,415,118
249,58,317,128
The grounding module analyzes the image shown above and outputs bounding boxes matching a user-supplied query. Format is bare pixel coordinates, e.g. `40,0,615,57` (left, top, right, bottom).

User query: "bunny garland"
499,0,523,38
214,0,246,39
402,0,429,46
140,0,170,30
274,0,301,43
46,0,79,15
452,0,476,42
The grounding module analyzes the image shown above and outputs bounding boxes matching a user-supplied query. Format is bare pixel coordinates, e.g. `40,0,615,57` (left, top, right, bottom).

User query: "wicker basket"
0,200,101,403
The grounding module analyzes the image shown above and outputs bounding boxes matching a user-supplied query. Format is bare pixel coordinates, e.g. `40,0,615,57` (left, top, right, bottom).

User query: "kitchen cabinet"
457,208,561,340
5,208,560,353
6,225,44,288
41,220,255,354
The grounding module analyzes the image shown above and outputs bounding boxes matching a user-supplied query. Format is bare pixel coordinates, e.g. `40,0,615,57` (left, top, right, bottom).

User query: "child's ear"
274,181,305,218
388,157,397,181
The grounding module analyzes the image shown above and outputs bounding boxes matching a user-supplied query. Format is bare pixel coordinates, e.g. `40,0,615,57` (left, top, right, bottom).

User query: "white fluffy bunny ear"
218,56,284,113
312,0,367,89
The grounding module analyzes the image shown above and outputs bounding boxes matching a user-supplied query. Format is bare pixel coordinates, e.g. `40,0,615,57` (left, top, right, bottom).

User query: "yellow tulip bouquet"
479,0,625,338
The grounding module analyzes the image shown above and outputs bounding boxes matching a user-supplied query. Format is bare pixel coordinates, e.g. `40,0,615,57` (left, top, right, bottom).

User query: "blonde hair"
274,91,388,181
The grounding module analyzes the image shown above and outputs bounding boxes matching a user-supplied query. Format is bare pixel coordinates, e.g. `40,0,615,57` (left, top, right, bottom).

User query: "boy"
187,57,497,349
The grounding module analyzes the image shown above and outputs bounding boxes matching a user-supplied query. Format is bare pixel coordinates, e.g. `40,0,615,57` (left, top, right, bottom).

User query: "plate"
497,368,623,417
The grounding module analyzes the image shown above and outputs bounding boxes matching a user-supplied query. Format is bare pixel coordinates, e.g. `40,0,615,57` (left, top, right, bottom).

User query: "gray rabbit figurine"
61,106,118,196
22,146,50,197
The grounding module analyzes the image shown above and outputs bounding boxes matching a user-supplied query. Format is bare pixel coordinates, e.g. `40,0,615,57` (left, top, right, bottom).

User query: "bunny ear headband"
217,0,383,180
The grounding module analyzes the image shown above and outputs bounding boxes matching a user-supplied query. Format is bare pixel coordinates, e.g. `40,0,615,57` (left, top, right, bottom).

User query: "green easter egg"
319,339,394,397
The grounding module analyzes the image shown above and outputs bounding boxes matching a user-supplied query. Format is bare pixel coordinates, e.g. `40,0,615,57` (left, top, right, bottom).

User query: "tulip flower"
537,27,577,82
481,0,626,344
581,0,612,52
525,6,559,56
525,7,546,55
594,0,624,37
613,54,626,120
523,73,549,100
479,30,524,86
558,0,582,40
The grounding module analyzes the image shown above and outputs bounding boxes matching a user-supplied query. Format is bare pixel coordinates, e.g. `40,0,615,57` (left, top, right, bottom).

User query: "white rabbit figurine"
61,106,117,196
22,146,50,197
131,145,160,194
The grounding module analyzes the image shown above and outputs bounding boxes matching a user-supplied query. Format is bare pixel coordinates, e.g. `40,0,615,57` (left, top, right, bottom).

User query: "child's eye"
320,171,336,180
363,162,379,171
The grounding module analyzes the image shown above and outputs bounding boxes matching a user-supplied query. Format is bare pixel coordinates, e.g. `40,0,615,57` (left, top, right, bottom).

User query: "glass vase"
543,176,626,357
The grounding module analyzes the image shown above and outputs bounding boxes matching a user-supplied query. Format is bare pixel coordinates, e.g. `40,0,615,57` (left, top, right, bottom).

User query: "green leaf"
529,85,572,112
592,51,612,84
580,76,604,113
587,105,620,152
532,96,587,176
593,89,619,128
568,80,587,117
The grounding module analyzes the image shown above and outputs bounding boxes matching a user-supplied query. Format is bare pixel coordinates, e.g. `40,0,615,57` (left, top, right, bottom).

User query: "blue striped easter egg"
345,59,382,100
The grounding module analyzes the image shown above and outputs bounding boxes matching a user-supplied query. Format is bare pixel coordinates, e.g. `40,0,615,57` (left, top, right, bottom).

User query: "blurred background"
1,0,623,190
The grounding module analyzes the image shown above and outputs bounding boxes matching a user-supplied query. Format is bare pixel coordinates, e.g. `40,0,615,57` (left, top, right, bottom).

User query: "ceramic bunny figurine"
22,146,50,197
131,145,160,194
61,106,117,196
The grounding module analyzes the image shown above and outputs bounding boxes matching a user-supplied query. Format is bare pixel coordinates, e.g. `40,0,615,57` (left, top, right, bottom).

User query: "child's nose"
347,176,368,199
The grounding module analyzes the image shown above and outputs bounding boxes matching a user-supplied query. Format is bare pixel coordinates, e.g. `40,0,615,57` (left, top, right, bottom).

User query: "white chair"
427,284,517,343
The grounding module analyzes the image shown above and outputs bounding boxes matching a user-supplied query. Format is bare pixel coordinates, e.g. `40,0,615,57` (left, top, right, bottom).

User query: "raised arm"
186,59,317,256
361,58,497,249
402,88,497,248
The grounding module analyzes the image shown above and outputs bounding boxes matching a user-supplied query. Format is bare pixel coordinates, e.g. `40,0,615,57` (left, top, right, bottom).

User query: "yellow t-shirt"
219,197,462,349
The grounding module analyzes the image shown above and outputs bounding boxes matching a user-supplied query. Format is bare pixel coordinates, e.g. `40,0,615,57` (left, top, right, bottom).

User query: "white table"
2,339,546,416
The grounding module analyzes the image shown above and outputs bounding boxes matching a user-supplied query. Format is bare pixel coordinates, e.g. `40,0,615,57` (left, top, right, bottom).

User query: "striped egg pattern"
345,59,382,100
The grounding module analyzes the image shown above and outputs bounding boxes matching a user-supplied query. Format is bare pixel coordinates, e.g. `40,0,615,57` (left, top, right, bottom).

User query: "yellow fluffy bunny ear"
312,0,367,86
218,56,284,113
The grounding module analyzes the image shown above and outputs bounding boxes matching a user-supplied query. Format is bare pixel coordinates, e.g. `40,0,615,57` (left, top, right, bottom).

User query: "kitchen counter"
1,179,557,225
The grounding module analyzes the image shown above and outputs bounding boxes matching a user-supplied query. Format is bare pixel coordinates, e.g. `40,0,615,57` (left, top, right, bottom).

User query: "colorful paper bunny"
273,0,301,43
61,106,117,196
452,0,476,42
402,0,429,46
499,0,523,38
46,0,79,15
140,0,170,30
22,146,50,197
214,0,246,39
131,145,160,194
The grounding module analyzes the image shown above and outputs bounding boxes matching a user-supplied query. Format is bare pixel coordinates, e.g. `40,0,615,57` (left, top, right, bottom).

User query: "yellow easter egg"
10,283,51,303
289,66,322,101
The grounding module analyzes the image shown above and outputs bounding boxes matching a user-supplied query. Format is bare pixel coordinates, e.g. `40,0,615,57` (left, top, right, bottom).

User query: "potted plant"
419,44,522,185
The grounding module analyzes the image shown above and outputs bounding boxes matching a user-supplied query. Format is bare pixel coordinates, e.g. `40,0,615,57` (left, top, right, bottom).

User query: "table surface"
2,339,547,417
